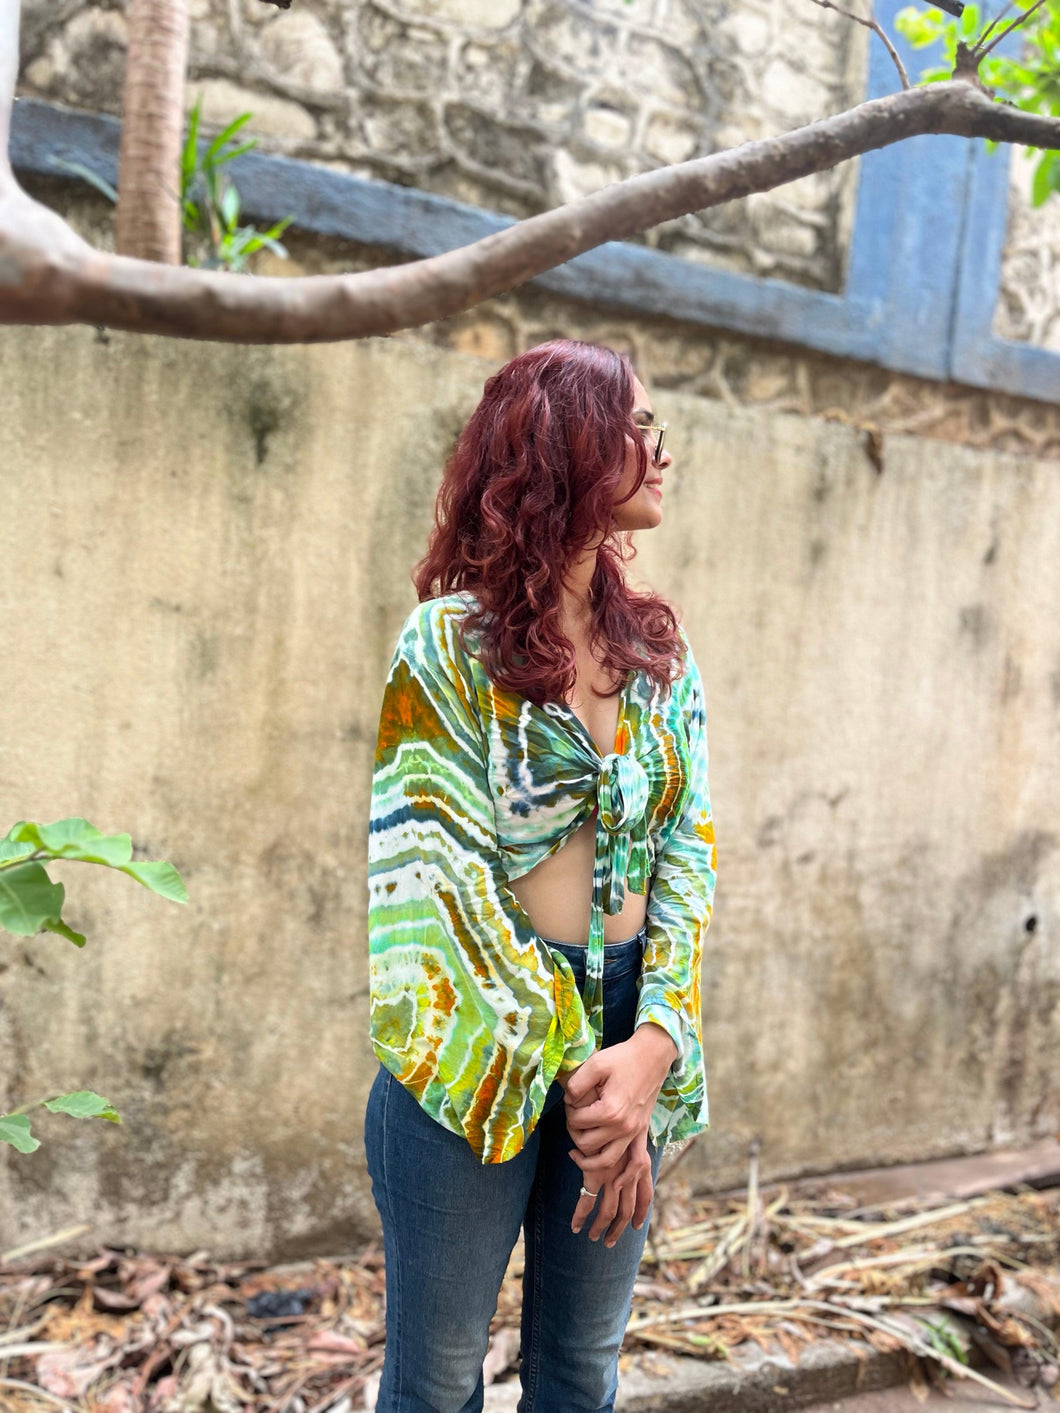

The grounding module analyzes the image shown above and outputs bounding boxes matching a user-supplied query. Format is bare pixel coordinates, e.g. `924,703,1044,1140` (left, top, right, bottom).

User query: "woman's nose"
655,447,673,469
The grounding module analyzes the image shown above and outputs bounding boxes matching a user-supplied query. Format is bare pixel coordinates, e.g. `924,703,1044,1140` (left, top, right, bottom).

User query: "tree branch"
975,0,1048,56
4,0,1060,345
808,0,910,91
974,1,1017,53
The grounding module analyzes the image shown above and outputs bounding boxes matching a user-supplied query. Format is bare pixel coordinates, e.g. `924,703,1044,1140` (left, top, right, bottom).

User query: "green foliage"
50,158,119,204
51,98,293,271
895,3,992,81
181,97,293,272
1,1093,121,1154
0,816,187,946
0,1113,38,1153
45,1090,122,1122
896,2,1060,203
0,817,186,1152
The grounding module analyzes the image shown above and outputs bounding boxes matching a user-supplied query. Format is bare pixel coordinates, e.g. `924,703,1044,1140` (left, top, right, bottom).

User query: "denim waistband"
542,923,647,967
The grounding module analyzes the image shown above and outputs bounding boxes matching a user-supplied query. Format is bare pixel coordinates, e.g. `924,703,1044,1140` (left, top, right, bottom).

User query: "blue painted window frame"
9,0,1055,400
950,115,1060,401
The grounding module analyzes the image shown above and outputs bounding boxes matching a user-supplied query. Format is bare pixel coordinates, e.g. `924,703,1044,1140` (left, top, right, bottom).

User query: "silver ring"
579,1185,599,1199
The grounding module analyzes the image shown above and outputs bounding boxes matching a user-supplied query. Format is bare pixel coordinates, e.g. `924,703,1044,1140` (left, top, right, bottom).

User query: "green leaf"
204,112,254,166
0,1113,39,1153
220,183,241,231
0,862,65,936
119,860,188,903
919,1315,969,1363
0,819,187,937
49,158,119,204
219,215,293,269
212,139,256,169
0,833,38,868
256,234,290,258
12,817,133,866
1031,150,1060,205
44,1091,121,1123
227,235,260,264
1003,62,1041,86
4,819,187,899
204,165,222,209
895,4,946,46
182,96,202,200
47,819,131,862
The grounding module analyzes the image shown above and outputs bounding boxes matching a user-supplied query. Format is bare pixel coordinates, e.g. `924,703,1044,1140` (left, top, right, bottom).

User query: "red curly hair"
412,339,688,707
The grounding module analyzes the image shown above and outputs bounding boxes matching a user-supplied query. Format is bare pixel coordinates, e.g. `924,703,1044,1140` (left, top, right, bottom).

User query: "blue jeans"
364,926,662,1413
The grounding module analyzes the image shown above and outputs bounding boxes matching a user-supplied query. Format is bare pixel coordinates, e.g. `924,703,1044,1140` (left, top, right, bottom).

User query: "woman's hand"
570,1134,654,1247
564,1023,677,1183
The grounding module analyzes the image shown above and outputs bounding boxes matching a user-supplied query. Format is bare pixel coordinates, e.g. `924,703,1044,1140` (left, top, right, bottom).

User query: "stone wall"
17,0,867,291
1,327,1057,1260
997,146,1060,351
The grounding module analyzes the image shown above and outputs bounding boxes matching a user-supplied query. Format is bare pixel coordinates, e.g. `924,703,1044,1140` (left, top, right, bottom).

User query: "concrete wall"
1,327,1057,1260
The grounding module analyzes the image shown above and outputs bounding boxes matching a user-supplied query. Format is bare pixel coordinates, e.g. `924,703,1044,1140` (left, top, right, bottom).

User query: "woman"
365,339,716,1413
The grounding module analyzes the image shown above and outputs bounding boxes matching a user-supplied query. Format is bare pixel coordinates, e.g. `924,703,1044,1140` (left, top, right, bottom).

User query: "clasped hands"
558,1022,677,1249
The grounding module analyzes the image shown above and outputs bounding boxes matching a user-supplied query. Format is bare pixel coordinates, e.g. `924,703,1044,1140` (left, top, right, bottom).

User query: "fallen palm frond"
0,1170,1057,1411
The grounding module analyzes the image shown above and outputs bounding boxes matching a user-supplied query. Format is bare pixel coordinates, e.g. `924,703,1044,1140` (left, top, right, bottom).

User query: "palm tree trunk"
114,0,190,264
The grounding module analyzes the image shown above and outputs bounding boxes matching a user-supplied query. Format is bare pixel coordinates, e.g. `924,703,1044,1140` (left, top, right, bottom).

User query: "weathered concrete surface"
483,1341,909,1413
0,327,1057,1259
794,1377,1045,1413
482,1270,1060,1411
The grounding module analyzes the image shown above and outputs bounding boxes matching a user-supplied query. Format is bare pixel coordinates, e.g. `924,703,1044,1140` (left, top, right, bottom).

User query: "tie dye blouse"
367,591,716,1164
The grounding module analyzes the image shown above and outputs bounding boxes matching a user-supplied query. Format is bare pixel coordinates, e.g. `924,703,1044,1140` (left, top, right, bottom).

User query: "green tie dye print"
367,591,716,1164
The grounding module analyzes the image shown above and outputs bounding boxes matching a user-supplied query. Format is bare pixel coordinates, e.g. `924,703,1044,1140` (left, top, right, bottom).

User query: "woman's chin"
614,503,664,533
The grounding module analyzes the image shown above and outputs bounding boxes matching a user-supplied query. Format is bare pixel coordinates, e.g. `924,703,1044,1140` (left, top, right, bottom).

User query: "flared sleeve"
367,599,598,1164
637,633,716,1145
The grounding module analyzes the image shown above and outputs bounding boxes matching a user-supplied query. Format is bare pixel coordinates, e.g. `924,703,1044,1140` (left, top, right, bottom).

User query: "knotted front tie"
583,750,651,1041
596,751,650,913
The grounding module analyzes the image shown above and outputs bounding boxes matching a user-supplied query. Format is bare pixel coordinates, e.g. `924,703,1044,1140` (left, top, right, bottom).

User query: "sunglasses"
638,418,667,464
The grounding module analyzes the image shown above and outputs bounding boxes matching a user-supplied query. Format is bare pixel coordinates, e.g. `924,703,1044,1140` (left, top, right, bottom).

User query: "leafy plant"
896,2,1060,204
51,159,118,205
181,96,293,272
0,816,186,943
0,1093,121,1156
52,98,293,272
0,816,187,1152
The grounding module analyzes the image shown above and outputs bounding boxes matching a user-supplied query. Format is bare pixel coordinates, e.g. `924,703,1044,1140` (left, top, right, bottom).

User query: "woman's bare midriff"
507,627,648,947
